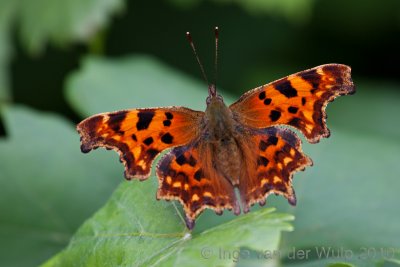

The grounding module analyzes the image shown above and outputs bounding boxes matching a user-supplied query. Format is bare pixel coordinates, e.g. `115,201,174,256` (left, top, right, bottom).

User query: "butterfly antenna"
214,26,219,90
186,31,209,85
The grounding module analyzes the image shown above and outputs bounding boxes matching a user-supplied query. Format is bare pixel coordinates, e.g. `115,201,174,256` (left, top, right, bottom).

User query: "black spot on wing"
143,137,154,146
288,106,298,114
108,111,128,133
136,111,155,130
165,112,174,120
259,140,268,151
163,120,171,126
187,155,197,167
268,136,278,145
194,169,203,181
269,110,281,122
131,134,137,141
274,79,297,98
258,91,266,100
146,148,159,159
288,117,302,128
176,154,186,166
264,98,272,105
302,97,306,105
161,132,173,144
299,69,321,90
257,156,269,166
175,153,196,167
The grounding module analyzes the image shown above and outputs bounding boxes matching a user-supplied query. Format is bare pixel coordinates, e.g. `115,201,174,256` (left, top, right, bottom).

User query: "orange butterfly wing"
157,144,240,229
230,64,355,143
238,127,312,212
77,107,203,180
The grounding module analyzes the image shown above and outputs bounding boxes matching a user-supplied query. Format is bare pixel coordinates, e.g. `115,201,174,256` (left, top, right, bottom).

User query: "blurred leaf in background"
65,55,213,116
275,130,400,266
327,81,400,140
10,0,124,54
0,0,124,103
0,105,121,266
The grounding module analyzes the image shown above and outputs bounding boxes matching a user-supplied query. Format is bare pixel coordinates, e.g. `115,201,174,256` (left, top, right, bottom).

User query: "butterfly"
77,28,355,230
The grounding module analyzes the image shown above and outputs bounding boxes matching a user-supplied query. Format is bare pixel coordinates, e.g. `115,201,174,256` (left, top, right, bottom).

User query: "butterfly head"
206,84,224,105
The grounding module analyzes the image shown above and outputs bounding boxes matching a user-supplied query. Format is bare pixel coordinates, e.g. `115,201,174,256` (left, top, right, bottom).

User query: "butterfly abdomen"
213,136,243,185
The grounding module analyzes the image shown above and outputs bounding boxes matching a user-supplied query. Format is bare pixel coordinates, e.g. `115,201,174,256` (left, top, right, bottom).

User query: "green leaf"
65,55,216,117
284,258,400,267
0,0,124,102
0,105,122,267
327,263,355,267
272,130,400,262
0,0,124,55
383,259,400,267
266,128,400,267
65,55,400,266
327,80,400,141
42,180,293,267
16,0,125,54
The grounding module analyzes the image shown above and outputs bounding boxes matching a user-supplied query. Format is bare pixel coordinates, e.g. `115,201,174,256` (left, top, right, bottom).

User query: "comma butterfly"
77,27,355,229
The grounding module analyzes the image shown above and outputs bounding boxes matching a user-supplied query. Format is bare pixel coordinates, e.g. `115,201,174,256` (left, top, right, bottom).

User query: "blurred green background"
0,0,399,267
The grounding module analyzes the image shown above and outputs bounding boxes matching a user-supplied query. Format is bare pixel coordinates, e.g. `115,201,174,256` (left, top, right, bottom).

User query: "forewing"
77,107,203,180
230,64,355,143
